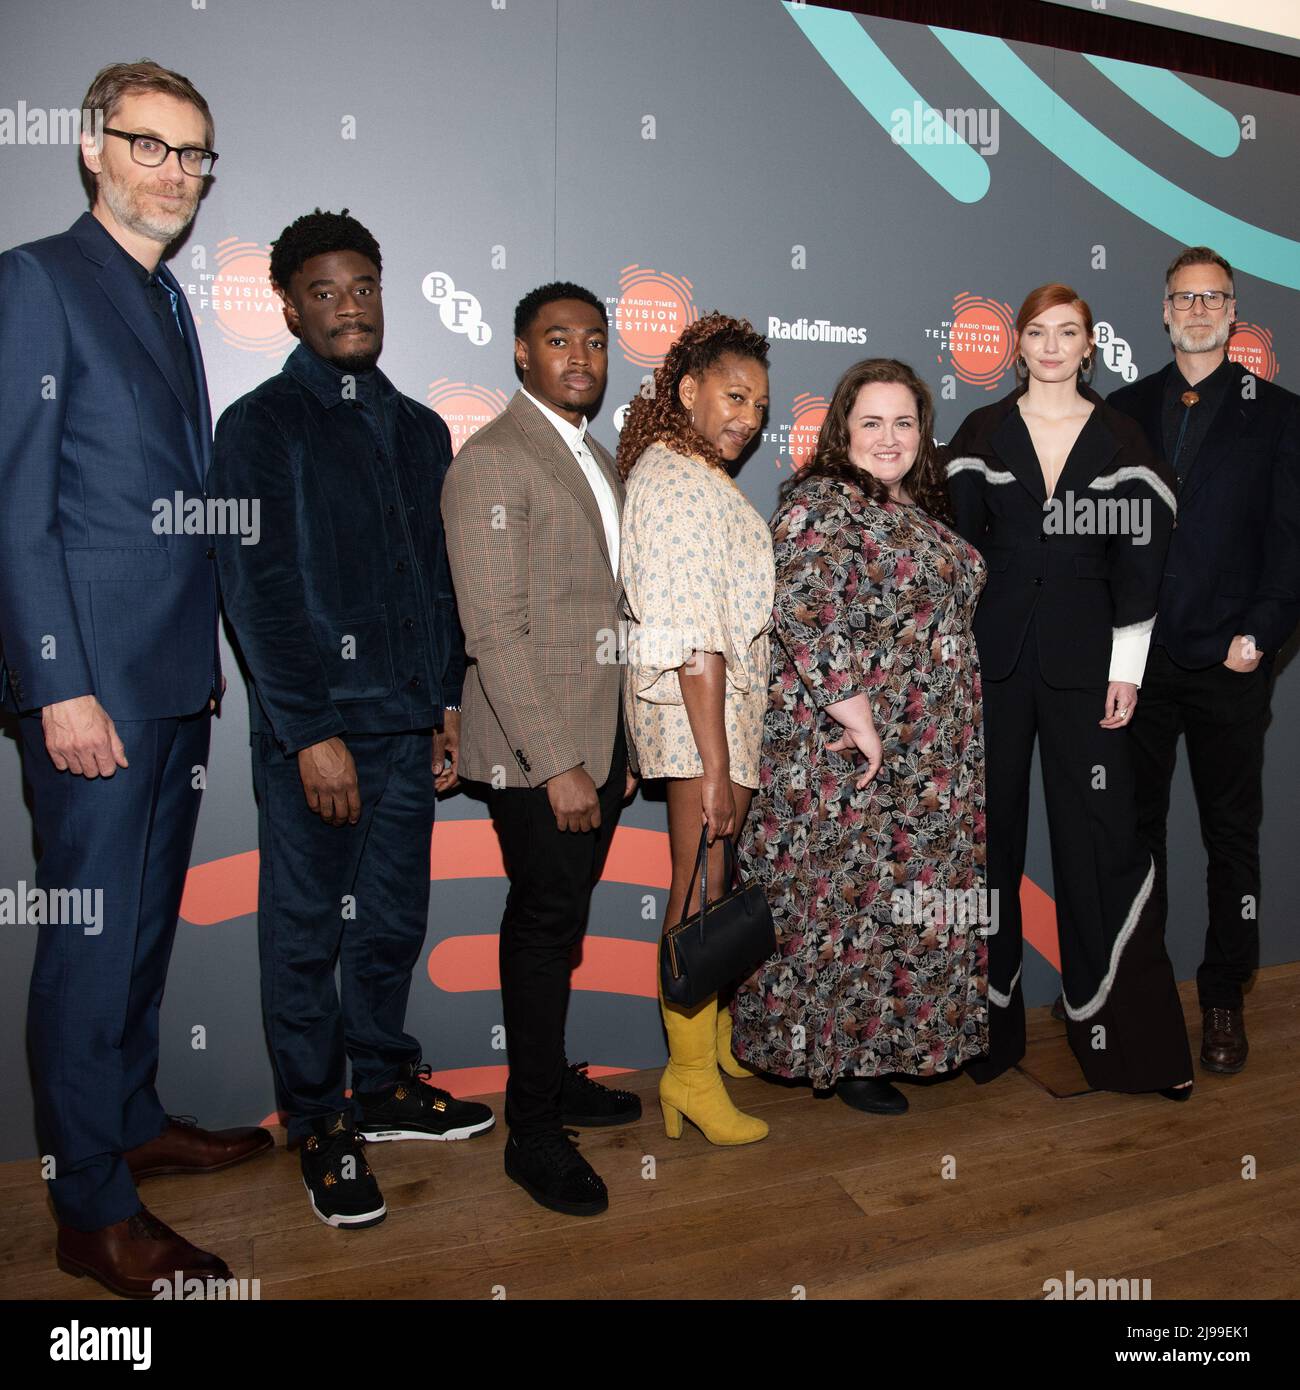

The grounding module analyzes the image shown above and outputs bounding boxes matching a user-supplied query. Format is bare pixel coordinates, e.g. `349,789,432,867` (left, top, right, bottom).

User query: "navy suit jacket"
0,212,220,717
1108,362,1300,668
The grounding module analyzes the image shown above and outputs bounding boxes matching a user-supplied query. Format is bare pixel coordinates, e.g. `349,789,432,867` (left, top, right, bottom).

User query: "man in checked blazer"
443,282,641,1217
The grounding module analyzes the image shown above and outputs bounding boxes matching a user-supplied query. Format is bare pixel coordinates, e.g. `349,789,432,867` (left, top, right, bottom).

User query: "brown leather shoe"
1201,1006,1248,1074
125,1115,274,1179
57,1206,231,1299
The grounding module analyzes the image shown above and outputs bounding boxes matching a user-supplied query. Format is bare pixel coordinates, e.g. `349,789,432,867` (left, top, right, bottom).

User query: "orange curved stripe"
178,824,1062,979
180,821,670,925
428,933,658,998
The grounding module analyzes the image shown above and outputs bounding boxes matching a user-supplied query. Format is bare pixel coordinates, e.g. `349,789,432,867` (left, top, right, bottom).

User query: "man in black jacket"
210,210,493,1230
1109,245,1300,1076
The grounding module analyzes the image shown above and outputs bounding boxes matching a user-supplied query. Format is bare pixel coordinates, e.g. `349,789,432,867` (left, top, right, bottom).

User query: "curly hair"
616,312,769,478
781,358,951,523
269,208,381,292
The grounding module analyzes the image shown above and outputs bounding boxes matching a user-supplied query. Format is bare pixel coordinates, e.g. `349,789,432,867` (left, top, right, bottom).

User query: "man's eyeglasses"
102,128,218,178
1165,290,1232,312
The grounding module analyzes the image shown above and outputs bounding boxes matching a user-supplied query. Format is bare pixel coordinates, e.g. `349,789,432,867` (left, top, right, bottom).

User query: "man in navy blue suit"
0,60,270,1298
1109,246,1300,1078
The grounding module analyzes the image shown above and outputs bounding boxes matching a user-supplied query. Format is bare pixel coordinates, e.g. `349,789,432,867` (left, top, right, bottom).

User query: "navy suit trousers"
20,709,209,1231
251,730,435,1140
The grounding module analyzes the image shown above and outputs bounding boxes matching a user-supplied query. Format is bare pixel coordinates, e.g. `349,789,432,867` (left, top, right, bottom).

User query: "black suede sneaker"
356,1061,496,1143
300,1112,386,1229
504,1129,609,1216
560,1060,642,1128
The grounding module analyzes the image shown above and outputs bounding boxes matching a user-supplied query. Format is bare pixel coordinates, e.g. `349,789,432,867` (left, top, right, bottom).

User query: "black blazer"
1108,361,1300,669
944,386,1175,688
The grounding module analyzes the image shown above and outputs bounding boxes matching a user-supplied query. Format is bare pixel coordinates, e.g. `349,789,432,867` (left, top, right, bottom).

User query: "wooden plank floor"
2,964,1296,1301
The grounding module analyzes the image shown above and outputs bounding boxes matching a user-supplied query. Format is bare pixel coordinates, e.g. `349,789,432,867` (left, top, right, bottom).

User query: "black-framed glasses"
1165,290,1231,311
102,127,218,177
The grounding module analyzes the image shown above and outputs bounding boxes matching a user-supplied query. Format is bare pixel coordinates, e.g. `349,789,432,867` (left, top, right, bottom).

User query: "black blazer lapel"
1055,405,1122,496
990,405,1047,504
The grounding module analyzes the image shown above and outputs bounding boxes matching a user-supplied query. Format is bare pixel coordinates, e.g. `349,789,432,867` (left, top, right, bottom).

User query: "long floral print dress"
732,476,989,1085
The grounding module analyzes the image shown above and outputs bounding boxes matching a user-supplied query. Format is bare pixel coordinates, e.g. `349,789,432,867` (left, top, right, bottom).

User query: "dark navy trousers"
251,729,435,1141
20,710,209,1231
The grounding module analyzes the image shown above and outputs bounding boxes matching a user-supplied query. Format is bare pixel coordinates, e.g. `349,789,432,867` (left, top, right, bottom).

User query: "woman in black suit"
945,283,1193,1097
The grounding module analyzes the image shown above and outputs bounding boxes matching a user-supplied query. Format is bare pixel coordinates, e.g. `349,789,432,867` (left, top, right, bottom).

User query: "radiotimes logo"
426,380,509,455
926,292,1016,390
422,272,492,346
1228,322,1279,381
763,392,829,472
607,265,698,367
193,238,292,356
767,315,867,345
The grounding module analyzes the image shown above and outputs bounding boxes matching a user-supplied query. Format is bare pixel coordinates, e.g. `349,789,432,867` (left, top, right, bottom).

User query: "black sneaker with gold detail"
356,1061,496,1142
300,1111,386,1229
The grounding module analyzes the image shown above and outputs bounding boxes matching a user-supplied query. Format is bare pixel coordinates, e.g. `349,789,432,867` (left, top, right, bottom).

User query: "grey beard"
100,171,197,245
1169,319,1231,354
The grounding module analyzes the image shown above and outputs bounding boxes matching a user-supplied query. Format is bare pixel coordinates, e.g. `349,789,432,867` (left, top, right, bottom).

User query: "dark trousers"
20,709,209,1231
1128,645,1270,1009
251,729,435,1141
968,625,1191,1091
482,719,627,1139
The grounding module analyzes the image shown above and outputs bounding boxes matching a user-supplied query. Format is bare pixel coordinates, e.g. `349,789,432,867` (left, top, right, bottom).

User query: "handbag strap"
680,828,743,937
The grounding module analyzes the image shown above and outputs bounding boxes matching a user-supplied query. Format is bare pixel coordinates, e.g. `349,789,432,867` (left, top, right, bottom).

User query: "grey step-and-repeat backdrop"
1,0,1297,1159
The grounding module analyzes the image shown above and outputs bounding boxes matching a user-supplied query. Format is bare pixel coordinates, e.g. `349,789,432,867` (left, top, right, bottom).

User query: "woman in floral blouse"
618,313,775,1146
732,359,989,1115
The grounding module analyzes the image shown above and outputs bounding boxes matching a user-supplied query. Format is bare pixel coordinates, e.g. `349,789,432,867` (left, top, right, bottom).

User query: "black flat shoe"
504,1130,608,1216
836,1077,909,1115
1157,1083,1194,1102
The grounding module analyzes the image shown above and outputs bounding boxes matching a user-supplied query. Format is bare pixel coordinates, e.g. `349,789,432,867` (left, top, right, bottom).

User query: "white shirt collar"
521,387,588,453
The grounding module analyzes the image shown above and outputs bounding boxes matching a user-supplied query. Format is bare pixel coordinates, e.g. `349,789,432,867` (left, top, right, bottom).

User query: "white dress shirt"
522,388,620,577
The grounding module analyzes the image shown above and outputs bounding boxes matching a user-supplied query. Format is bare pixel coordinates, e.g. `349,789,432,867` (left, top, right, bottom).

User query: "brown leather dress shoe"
58,1206,231,1299
125,1115,274,1179
1201,1006,1248,1074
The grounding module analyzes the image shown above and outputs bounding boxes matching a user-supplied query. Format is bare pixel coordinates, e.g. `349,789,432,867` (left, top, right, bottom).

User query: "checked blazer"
442,390,633,789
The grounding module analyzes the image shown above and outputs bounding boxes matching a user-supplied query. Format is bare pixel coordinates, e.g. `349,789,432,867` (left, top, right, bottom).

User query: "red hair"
1015,283,1094,338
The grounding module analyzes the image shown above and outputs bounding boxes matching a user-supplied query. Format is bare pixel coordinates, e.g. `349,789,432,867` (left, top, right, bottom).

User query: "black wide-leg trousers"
967,626,1192,1091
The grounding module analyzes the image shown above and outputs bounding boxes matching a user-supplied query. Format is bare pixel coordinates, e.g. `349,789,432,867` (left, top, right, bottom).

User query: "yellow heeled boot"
659,989,768,1145
716,1000,756,1078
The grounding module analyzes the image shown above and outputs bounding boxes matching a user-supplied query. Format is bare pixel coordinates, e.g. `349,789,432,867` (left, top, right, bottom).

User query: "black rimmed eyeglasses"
102,128,219,177
1165,290,1232,311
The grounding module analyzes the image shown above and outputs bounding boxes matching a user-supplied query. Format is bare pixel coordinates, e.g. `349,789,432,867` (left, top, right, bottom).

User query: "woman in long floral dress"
731,359,989,1115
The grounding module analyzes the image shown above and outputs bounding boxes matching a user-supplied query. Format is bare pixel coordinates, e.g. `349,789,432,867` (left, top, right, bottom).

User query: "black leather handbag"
659,829,777,1007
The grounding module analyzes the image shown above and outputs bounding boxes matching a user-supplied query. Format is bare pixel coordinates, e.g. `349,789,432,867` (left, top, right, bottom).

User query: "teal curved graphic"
1083,54,1240,158
783,2,990,203
782,2,1299,291
931,28,1300,290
